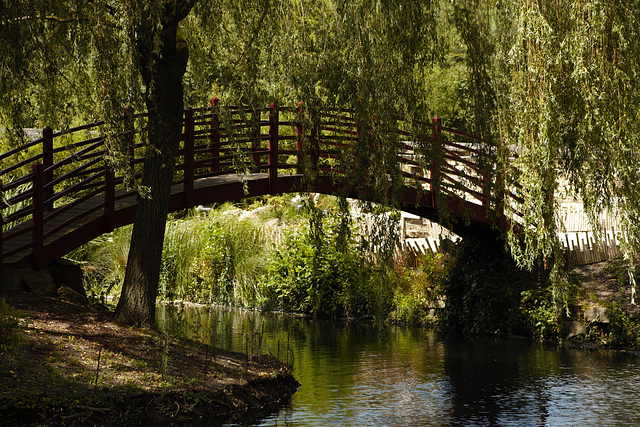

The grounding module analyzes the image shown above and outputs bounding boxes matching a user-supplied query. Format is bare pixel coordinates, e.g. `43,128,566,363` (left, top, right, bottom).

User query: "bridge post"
210,98,221,173
42,126,54,211
184,108,195,209
268,103,279,194
296,101,305,175
310,101,320,172
251,109,261,172
124,106,135,179
104,166,115,232
430,116,442,207
32,162,44,267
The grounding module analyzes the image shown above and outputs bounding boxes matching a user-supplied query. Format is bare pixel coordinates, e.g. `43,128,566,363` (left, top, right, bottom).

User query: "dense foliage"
4,0,640,323
70,197,451,322
439,230,538,336
262,213,381,317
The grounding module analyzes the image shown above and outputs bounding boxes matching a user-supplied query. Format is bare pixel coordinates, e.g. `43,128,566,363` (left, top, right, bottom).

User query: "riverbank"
0,292,299,426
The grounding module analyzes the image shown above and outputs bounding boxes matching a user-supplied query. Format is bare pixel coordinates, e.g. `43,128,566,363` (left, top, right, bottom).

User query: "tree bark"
114,12,191,327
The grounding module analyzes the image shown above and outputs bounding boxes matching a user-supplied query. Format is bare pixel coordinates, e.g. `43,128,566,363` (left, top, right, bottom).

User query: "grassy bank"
0,293,298,426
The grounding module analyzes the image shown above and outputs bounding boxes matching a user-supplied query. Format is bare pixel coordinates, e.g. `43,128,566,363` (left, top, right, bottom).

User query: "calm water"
157,304,640,426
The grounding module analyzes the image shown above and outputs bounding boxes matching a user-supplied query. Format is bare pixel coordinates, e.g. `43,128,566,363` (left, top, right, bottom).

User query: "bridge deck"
2,173,280,266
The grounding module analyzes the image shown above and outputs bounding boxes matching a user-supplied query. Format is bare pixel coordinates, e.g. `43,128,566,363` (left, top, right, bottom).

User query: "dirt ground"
570,258,640,319
0,292,299,426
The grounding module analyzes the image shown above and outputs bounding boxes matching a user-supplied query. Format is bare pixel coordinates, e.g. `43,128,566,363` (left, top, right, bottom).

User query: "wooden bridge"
0,101,522,269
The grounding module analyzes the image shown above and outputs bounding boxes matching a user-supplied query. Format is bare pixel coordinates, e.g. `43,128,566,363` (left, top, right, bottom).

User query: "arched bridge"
0,102,522,269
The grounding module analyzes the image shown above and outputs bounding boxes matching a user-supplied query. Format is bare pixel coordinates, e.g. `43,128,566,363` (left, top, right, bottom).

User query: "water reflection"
157,304,640,426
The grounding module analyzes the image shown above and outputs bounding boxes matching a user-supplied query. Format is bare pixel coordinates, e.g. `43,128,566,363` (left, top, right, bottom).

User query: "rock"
584,306,610,324
49,259,86,298
0,266,29,291
564,320,587,337
57,285,88,305
22,270,57,296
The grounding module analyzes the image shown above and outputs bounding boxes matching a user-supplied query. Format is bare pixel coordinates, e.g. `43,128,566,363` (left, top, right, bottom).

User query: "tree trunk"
114,17,190,327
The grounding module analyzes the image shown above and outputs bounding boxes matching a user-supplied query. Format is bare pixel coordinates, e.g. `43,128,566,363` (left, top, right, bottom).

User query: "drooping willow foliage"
184,0,443,264
450,0,640,302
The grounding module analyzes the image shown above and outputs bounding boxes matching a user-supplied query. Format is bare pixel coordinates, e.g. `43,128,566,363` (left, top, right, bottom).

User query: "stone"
49,259,86,298
584,306,610,324
57,285,88,305
564,320,587,337
22,270,57,296
0,267,29,291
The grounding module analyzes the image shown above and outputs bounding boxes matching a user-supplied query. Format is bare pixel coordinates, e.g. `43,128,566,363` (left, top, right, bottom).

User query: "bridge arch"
0,102,521,269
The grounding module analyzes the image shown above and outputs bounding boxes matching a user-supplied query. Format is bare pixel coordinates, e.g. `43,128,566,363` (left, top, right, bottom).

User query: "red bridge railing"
0,102,523,267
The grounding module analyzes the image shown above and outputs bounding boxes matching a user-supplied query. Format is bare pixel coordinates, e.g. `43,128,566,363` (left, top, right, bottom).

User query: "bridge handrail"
0,102,521,267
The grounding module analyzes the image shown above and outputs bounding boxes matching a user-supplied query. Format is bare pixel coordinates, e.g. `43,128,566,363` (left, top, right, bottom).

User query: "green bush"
517,286,560,340
262,218,379,317
391,253,448,326
608,303,640,348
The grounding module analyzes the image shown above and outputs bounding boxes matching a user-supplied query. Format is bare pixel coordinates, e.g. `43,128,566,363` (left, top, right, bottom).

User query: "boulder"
564,320,587,337
22,269,57,296
57,285,88,305
584,306,610,324
49,259,86,298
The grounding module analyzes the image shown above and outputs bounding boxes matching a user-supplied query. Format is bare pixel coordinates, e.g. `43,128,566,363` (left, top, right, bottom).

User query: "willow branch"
234,0,271,67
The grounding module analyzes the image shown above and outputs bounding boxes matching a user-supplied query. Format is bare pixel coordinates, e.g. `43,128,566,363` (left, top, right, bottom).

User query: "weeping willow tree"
1,0,442,326
451,0,640,304
2,1,199,325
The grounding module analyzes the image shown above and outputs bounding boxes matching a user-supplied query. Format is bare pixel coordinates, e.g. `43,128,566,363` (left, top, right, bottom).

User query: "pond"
157,304,640,426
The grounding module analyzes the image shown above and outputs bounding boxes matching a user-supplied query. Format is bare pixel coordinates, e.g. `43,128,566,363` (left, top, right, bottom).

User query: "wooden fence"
395,203,624,267
558,203,623,266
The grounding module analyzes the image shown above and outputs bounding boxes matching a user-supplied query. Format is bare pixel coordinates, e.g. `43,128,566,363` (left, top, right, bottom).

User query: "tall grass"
71,206,274,306
68,225,132,301
185,207,273,306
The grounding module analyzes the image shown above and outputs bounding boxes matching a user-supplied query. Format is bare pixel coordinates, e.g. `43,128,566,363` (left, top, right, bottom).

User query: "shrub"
608,303,640,348
263,218,379,317
517,285,560,340
391,253,448,326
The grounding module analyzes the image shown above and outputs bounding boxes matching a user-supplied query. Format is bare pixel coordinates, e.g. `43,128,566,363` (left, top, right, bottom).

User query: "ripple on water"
156,306,640,427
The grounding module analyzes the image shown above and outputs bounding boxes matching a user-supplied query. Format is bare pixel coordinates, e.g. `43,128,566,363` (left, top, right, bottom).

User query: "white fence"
398,205,625,267
558,203,623,266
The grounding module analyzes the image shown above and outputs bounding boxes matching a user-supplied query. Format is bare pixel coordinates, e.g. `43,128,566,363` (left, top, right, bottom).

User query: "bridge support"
430,116,442,207
269,103,279,194
440,229,536,335
184,108,195,208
